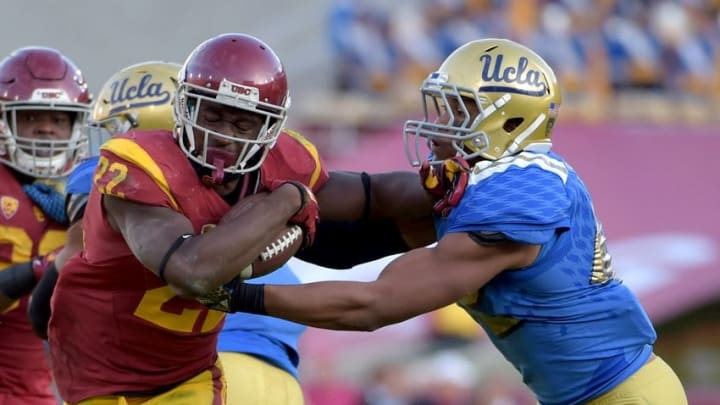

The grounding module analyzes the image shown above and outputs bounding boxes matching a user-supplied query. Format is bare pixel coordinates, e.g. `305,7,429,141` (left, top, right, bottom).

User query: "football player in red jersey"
30,60,309,405
0,46,91,405
47,33,435,405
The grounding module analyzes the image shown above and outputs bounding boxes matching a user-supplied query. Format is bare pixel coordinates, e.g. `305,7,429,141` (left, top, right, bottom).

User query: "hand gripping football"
240,225,304,279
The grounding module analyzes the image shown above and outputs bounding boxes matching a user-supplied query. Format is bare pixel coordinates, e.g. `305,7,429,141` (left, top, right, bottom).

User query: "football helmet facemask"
404,38,562,166
174,33,290,178
0,47,91,178
89,61,180,154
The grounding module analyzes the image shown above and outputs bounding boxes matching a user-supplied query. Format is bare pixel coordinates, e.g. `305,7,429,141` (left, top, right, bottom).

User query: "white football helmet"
0,47,91,178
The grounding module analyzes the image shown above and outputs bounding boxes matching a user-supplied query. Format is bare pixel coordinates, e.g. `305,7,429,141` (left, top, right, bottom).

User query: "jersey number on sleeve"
94,156,128,198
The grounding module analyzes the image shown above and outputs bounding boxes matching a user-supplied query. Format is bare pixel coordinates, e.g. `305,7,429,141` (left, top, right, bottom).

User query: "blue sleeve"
446,165,570,245
66,157,99,196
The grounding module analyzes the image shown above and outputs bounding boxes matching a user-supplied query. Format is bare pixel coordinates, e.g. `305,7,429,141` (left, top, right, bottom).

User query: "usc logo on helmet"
230,84,254,96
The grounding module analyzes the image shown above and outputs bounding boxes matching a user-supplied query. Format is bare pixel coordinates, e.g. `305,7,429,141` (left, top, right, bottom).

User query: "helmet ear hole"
503,117,524,133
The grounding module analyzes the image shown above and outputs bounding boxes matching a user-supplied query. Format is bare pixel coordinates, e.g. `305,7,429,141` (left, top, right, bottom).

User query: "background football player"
0,46,91,405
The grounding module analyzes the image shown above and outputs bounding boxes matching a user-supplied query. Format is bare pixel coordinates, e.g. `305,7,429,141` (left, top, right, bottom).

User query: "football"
240,225,304,280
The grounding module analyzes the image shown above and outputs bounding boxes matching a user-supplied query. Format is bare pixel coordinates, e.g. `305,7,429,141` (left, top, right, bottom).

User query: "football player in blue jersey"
217,268,307,405
216,38,688,405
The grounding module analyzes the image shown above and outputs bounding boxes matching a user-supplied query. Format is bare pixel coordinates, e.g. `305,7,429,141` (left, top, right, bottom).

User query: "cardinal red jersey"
0,165,66,404
48,129,327,403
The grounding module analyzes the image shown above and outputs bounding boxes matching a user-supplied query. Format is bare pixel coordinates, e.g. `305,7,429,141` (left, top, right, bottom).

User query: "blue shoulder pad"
66,157,100,195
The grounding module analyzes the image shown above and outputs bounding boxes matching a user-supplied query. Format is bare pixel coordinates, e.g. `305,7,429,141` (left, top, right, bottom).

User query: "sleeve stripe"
283,129,323,189
100,138,179,210
306,142,323,189
470,152,569,185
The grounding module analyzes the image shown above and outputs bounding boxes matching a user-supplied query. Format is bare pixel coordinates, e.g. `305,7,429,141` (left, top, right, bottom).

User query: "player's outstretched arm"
234,233,540,330
103,183,305,298
317,171,433,221
305,171,436,262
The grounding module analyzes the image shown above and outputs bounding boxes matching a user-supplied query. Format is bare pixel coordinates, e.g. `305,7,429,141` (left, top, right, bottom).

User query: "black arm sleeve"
27,262,59,340
295,219,410,269
0,261,35,300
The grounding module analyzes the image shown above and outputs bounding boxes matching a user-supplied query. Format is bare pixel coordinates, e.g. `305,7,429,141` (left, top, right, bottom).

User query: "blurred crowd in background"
323,0,720,125
1,0,715,403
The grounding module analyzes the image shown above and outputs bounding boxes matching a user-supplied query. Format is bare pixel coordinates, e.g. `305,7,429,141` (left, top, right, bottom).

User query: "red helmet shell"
180,33,288,107
0,46,90,103
174,33,291,177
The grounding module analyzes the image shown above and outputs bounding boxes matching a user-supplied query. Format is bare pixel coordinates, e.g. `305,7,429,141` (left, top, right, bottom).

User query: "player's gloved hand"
196,277,266,314
419,156,470,217
267,180,319,248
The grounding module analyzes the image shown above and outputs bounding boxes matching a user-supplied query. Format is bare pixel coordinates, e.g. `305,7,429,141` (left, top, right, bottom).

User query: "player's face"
429,96,480,160
196,101,264,140
14,110,74,157
192,100,264,157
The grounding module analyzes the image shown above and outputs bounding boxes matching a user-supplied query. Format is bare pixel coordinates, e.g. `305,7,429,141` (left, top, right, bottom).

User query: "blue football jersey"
435,151,656,405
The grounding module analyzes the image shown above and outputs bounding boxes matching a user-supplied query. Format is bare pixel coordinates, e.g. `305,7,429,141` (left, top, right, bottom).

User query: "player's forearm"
167,191,300,297
28,262,59,339
0,261,36,308
262,281,390,331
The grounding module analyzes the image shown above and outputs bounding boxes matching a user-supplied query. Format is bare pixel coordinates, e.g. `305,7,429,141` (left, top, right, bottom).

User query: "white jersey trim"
469,152,569,185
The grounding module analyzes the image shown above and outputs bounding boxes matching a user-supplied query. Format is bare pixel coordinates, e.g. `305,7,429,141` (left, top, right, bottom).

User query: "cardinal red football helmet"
174,33,290,176
0,46,91,178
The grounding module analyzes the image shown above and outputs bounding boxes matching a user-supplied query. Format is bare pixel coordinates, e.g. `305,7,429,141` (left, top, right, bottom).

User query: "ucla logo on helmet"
478,54,547,96
108,73,171,114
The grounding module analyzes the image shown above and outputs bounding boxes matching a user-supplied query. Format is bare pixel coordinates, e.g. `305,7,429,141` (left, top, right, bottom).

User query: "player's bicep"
315,171,366,221
103,195,194,275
